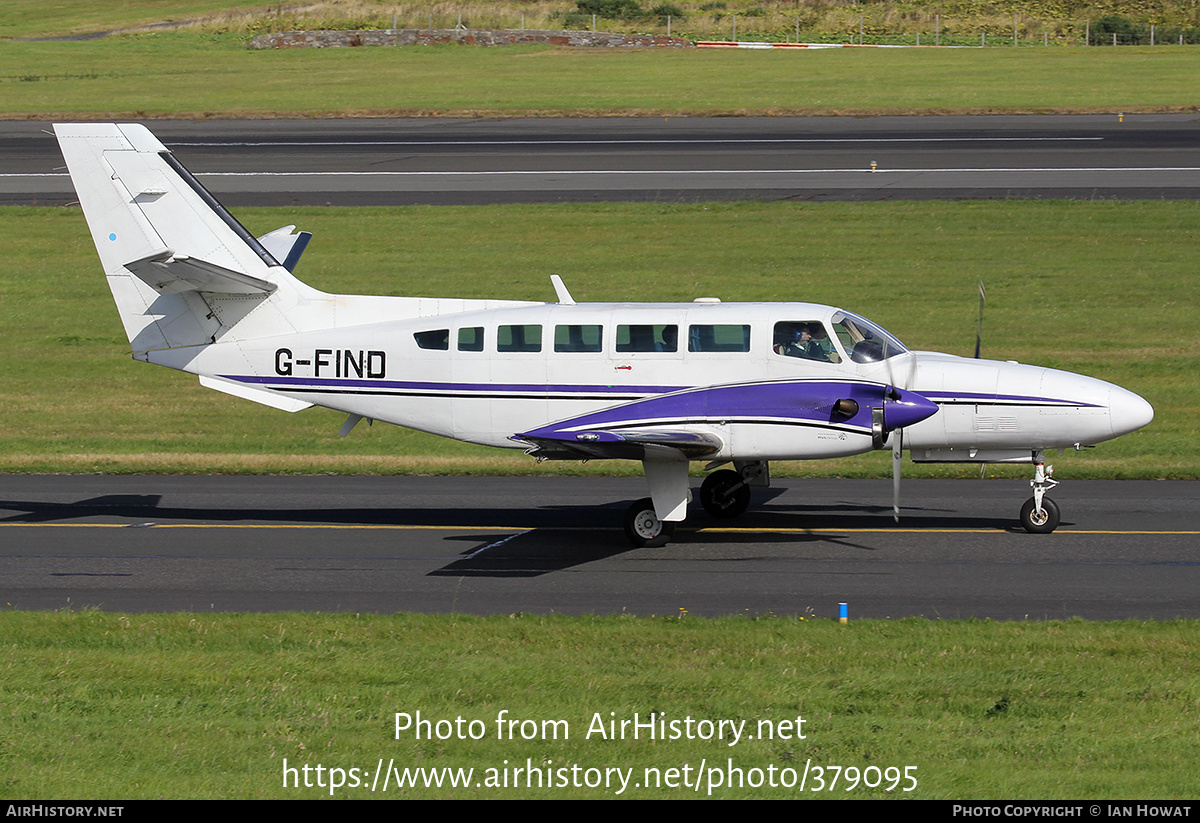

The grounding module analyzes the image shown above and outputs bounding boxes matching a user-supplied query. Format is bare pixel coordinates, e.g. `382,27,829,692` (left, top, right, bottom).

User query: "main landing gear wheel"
699,469,752,519
624,498,675,548
1019,496,1060,534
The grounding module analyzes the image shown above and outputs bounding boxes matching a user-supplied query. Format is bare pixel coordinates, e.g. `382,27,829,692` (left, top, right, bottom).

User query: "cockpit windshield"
831,311,908,364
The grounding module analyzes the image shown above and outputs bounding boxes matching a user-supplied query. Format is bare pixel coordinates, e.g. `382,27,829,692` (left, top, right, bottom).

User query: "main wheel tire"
1020,496,1061,534
624,497,675,548
699,469,752,519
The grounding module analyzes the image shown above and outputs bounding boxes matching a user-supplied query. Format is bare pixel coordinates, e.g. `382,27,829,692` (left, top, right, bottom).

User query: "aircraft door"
606,321,684,389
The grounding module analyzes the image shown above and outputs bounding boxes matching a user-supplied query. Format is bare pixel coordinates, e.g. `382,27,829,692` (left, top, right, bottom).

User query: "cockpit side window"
772,321,841,364
831,311,908,364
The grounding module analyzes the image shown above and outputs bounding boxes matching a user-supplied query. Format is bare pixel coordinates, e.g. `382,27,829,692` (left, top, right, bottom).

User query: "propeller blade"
892,428,903,523
974,279,986,359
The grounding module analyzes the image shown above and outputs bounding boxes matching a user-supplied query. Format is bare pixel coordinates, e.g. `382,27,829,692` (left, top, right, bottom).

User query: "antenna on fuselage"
974,280,986,358
550,275,576,305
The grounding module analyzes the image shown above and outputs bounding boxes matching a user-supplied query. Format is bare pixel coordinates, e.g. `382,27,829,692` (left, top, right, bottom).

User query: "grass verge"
2,33,1200,118
3,610,1198,799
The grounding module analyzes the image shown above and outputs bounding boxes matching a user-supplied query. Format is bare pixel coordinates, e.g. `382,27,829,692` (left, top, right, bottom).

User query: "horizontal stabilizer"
258,226,312,273
199,375,313,412
126,251,278,295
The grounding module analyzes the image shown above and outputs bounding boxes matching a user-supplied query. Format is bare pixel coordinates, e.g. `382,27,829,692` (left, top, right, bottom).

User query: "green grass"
0,200,1192,477
2,610,1197,799
3,32,1200,118
0,0,269,39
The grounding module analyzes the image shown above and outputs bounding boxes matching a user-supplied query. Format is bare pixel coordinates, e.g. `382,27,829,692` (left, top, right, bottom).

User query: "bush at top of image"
652,3,686,22
576,0,646,20
1094,14,1135,40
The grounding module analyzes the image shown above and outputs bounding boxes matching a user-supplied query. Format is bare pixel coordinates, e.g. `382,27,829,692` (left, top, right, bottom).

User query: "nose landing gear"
1020,455,1060,534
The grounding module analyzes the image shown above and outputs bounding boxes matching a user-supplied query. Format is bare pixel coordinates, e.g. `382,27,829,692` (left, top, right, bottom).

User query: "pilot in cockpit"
774,322,833,362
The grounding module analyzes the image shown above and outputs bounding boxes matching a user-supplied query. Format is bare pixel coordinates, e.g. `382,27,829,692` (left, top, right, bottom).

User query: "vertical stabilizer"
55,123,319,354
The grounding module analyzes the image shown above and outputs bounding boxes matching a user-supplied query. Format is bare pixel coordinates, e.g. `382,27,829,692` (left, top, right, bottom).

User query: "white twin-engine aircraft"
56,124,1154,546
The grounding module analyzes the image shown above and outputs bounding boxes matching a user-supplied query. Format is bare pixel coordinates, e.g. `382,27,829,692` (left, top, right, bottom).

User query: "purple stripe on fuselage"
220,374,687,395
921,391,1101,408
227,374,1098,409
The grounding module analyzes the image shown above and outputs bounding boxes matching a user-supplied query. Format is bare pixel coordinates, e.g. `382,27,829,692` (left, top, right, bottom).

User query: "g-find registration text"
274,348,386,378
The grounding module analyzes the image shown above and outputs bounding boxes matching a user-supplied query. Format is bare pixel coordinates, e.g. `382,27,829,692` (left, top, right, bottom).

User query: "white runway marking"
169,136,1105,147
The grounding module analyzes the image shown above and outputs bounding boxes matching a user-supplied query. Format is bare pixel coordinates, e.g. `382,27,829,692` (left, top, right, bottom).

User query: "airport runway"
6,113,1200,205
2,475,1196,619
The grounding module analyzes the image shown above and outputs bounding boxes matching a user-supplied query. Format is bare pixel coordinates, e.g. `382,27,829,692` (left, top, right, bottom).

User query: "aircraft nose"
1109,385,1154,437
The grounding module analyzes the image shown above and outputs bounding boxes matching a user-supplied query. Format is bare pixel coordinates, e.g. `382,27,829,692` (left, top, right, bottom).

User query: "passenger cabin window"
457,327,484,352
688,324,751,353
772,321,841,363
554,324,603,353
616,324,677,352
497,324,542,353
414,329,449,351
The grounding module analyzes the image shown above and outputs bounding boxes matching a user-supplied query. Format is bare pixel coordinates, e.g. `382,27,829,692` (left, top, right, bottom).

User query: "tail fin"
55,123,317,354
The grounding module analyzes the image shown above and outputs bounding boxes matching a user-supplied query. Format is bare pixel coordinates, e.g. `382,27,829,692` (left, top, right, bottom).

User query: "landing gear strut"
1020,455,1061,534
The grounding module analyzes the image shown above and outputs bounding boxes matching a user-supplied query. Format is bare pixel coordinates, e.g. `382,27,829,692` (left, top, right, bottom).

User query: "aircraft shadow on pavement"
428,527,877,578
426,527,844,578
424,511,1027,579
430,531,638,577
1,493,1033,579
0,494,614,529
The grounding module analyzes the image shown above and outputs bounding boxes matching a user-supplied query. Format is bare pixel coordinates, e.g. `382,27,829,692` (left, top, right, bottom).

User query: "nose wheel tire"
699,469,752,519
624,498,675,547
1020,496,1060,534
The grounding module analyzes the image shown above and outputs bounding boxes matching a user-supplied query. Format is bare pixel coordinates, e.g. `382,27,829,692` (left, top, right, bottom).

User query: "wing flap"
514,428,722,461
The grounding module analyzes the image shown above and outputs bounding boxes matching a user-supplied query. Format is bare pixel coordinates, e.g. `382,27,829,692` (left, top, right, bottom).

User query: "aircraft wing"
512,378,938,461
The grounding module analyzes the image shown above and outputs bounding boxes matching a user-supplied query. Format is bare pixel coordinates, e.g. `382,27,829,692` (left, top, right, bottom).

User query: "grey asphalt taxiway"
7,114,1200,205
2,476,1196,619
